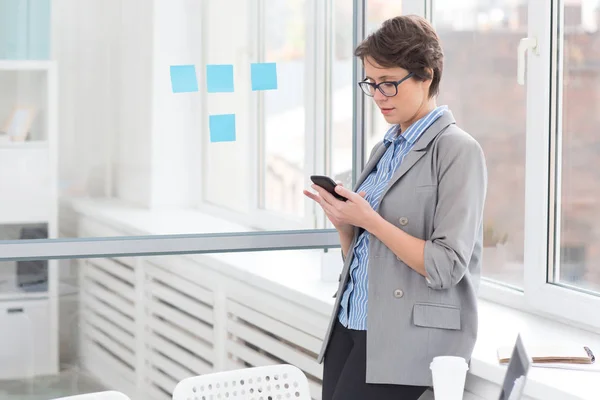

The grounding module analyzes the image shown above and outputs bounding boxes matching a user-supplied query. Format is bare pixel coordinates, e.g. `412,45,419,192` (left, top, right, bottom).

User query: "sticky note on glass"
206,64,234,93
209,114,236,142
170,65,198,93
251,62,278,91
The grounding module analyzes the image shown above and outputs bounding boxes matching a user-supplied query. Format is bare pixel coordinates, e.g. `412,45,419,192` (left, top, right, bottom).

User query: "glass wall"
0,0,359,245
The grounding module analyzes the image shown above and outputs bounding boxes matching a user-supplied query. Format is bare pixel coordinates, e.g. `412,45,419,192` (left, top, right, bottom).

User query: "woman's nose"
373,89,387,101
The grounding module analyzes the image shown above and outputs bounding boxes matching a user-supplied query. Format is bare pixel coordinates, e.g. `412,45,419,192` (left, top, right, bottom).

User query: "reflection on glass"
434,1,528,288
367,0,404,32
0,250,336,399
363,1,404,168
0,1,359,240
556,0,600,294
263,0,306,218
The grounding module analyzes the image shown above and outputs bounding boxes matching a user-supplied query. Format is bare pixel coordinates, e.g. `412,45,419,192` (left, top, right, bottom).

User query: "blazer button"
393,289,404,298
398,217,409,226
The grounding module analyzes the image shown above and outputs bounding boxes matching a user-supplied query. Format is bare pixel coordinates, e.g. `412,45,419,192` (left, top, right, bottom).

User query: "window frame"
469,0,600,331
525,0,600,331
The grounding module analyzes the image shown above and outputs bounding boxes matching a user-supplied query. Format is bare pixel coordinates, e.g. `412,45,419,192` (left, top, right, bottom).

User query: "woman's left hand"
310,184,380,231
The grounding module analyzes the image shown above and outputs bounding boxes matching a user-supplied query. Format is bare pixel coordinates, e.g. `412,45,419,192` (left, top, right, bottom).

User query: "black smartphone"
310,175,347,201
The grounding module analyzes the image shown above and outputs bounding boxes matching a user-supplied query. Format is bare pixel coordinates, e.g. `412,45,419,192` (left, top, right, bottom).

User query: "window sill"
65,198,600,400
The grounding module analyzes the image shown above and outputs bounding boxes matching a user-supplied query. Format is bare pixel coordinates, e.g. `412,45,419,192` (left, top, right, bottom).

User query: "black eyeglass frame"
358,72,415,97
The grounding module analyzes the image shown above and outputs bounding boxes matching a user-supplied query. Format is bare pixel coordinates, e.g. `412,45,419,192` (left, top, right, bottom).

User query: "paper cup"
430,356,469,400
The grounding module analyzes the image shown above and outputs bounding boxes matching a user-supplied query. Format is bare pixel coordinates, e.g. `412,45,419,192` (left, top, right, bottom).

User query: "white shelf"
0,290,49,302
0,56,58,378
0,217,51,225
0,273,49,301
0,141,49,149
0,60,55,71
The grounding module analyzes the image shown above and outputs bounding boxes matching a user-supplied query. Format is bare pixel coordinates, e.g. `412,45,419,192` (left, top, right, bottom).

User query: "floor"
0,367,105,400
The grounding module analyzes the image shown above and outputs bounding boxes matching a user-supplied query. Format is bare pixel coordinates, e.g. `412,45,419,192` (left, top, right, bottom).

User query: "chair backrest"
51,391,131,400
172,364,311,400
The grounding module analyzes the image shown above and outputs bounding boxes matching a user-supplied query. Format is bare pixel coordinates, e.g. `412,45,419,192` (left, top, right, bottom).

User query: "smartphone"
310,175,347,201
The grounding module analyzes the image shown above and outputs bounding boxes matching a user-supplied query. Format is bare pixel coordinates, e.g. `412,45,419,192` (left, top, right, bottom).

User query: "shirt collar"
383,105,448,146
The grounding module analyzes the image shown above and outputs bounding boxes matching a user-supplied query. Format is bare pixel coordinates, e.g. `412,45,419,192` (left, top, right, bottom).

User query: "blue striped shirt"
338,106,448,330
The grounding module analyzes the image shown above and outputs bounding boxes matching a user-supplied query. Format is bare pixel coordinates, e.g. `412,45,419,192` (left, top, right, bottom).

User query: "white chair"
172,364,311,400
51,391,131,400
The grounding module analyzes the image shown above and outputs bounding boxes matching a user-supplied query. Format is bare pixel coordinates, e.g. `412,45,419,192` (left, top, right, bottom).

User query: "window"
518,0,600,329
363,1,407,161
261,0,307,219
429,0,600,328
201,0,356,231
552,0,600,294
331,0,355,189
434,1,528,289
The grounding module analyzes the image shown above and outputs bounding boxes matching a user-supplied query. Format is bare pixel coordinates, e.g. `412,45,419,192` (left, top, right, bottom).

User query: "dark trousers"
322,321,428,400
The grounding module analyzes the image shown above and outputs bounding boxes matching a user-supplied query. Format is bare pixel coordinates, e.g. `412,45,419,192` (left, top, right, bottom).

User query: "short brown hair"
355,15,444,98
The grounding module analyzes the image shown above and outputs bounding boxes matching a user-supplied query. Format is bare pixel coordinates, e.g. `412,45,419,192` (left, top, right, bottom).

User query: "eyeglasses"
358,72,415,97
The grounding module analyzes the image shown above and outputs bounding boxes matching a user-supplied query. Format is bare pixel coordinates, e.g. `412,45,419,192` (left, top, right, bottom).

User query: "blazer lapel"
379,111,456,199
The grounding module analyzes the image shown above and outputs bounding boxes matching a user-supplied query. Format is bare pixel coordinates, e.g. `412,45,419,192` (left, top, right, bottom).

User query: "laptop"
499,334,532,400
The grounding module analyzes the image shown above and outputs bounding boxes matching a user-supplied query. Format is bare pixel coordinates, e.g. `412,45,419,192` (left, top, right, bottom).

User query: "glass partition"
0,0,360,247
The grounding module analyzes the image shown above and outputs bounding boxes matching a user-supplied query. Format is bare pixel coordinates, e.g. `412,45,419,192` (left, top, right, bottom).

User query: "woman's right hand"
303,182,357,236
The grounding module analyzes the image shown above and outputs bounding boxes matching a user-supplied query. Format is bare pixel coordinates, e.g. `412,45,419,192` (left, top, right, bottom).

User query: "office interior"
0,0,599,399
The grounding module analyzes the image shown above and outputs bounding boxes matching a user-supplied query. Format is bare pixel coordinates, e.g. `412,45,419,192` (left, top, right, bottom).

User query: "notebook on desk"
499,335,531,400
497,344,595,365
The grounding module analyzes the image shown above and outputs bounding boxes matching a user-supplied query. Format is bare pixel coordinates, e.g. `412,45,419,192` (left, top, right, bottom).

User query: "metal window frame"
351,0,366,183
0,230,341,262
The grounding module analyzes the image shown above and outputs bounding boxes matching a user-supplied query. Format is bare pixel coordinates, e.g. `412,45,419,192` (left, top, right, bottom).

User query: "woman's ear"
421,68,433,93
424,67,434,81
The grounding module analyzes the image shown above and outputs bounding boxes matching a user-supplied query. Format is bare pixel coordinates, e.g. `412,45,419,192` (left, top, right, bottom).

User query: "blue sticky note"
170,65,198,93
206,64,234,93
251,62,278,91
209,114,236,142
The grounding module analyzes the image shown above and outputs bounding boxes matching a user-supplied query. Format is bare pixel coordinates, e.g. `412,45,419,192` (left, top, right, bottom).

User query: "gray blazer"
317,111,487,387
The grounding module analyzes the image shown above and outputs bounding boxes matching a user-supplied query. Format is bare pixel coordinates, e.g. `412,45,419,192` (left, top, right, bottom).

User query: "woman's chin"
382,114,401,125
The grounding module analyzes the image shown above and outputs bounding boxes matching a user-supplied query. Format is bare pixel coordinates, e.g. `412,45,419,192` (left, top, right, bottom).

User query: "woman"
304,15,487,400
